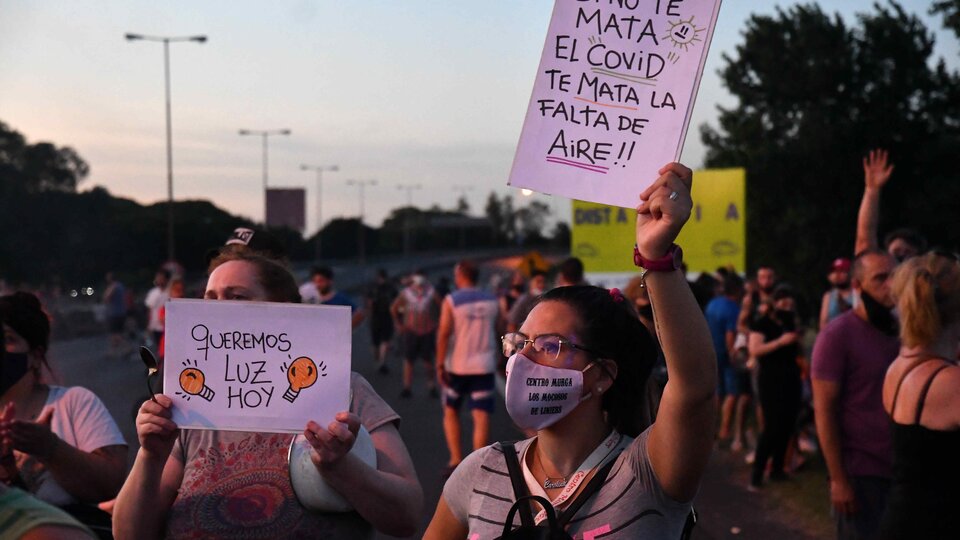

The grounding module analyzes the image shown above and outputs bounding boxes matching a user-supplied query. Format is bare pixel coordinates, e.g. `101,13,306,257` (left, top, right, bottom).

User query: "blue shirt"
705,296,740,364
321,291,357,312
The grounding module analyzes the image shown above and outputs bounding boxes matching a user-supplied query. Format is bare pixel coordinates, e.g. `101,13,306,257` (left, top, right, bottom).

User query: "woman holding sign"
424,163,717,538
113,251,422,539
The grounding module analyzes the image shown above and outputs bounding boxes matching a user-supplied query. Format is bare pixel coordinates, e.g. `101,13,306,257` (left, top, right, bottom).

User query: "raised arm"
435,298,454,385
640,163,718,502
854,149,894,255
112,395,183,540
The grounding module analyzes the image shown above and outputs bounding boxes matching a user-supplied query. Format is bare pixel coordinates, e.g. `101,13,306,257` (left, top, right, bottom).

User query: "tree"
932,0,960,37
0,122,89,193
515,201,551,244
701,2,960,299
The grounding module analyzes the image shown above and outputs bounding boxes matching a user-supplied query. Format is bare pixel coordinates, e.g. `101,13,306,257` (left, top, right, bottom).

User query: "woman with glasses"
878,251,960,539
112,249,422,539
424,163,717,538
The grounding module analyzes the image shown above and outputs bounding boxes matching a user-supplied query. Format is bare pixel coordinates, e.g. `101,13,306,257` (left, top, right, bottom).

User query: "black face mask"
637,304,654,320
1,351,30,395
860,290,898,336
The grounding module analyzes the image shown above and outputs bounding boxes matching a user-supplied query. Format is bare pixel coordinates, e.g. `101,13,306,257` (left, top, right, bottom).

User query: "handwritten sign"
508,0,722,207
163,299,351,433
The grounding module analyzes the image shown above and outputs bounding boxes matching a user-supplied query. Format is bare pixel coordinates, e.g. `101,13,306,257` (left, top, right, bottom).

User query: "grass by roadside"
757,453,833,539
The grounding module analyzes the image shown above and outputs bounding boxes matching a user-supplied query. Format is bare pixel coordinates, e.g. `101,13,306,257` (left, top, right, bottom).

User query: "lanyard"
522,430,623,524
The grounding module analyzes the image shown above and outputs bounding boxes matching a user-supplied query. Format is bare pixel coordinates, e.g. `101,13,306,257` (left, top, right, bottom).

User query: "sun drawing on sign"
662,17,704,52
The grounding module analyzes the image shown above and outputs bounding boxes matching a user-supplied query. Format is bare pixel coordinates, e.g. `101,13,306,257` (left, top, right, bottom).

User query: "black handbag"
494,442,618,540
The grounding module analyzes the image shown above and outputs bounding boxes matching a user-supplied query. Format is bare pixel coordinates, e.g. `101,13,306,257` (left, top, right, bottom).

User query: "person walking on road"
436,260,503,477
392,272,441,398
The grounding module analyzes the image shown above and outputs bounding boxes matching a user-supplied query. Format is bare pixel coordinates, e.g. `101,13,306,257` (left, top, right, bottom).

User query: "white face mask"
504,353,594,431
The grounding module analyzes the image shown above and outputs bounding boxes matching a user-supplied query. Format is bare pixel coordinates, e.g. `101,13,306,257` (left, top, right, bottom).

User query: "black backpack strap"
556,450,620,526
680,507,698,540
501,441,534,527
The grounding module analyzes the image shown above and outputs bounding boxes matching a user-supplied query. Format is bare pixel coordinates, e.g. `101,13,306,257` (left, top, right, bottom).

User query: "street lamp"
125,32,207,262
238,129,291,222
397,183,422,257
300,164,339,261
346,179,377,264
452,185,474,250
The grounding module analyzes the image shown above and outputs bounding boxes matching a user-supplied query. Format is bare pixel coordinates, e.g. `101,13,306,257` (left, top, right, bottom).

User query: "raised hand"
135,394,179,459
863,149,894,190
636,162,694,259
304,411,361,470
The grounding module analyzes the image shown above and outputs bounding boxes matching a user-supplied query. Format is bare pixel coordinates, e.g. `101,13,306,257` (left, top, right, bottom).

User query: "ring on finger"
668,191,679,201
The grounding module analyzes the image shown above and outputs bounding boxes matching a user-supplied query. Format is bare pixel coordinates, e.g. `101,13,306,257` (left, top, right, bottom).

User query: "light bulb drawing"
661,16,704,52
283,356,323,403
178,366,215,402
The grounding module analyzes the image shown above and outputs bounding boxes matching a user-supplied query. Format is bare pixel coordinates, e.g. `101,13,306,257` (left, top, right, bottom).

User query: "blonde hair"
891,252,960,347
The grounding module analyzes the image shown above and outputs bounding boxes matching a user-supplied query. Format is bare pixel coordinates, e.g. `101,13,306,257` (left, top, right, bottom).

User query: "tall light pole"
346,179,377,264
453,185,474,250
396,183,422,258
300,164,339,261
238,129,291,223
125,32,207,262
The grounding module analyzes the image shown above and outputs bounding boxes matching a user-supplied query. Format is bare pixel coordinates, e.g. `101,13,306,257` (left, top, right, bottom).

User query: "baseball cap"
831,258,851,272
205,227,287,267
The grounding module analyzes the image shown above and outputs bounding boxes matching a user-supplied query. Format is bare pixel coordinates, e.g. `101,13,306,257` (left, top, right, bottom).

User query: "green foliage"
0,121,89,193
701,1,960,300
932,0,960,37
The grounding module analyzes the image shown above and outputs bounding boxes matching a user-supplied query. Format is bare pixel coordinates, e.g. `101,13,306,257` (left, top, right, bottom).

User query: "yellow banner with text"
571,168,746,275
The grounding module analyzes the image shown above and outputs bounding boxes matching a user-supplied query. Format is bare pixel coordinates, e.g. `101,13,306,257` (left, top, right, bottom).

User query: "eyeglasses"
501,332,597,361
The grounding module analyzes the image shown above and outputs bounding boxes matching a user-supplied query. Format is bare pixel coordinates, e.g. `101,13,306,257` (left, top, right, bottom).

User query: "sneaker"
400,388,412,398
746,481,762,493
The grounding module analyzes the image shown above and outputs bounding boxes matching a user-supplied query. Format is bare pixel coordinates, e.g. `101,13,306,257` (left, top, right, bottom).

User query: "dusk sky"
2,1,956,232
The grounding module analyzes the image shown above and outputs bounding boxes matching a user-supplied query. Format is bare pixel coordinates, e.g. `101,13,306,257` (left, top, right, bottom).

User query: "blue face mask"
1,351,30,395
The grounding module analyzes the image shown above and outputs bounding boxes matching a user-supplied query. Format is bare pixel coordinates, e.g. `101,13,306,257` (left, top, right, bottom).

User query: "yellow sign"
570,168,745,274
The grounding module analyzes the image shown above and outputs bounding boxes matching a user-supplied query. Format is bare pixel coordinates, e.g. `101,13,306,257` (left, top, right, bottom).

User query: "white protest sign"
508,0,722,207
163,299,351,433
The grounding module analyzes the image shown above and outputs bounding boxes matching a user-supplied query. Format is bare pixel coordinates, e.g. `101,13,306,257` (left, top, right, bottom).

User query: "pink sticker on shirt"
583,524,612,540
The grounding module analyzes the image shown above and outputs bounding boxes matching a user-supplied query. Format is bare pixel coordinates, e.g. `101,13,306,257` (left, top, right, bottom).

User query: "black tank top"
878,359,960,540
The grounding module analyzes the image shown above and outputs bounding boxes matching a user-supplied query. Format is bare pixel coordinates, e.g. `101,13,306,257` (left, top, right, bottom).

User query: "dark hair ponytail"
539,285,657,436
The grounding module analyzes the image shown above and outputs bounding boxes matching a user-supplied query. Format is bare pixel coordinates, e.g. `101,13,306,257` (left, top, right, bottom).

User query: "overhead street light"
125,32,207,262
300,164,339,261
238,129,292,222
347,179,377,264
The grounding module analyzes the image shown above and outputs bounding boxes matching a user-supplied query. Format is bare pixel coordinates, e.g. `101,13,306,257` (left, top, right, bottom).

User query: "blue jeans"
835,475,891,540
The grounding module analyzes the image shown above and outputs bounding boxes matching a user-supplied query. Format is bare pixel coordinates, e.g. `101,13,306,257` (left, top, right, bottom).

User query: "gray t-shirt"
443,428,692,539
165,373,399,539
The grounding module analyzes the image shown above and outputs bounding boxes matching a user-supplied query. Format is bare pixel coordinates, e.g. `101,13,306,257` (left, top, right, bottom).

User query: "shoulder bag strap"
501,441,534,527
556,450,621,526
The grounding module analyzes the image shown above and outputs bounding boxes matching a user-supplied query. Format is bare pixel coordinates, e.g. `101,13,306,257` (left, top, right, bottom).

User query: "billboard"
266,188,306,232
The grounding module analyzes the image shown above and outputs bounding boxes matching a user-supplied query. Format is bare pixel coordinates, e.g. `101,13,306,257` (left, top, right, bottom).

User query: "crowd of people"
1,151,957,539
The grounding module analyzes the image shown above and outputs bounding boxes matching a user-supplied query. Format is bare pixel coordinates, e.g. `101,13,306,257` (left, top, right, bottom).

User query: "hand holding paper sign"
635,162,693,259
134,394,179,459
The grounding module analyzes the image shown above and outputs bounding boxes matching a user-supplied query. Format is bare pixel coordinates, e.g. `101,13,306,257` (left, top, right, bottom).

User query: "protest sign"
571,167,745,287
509,0,722,207
163,299,351,433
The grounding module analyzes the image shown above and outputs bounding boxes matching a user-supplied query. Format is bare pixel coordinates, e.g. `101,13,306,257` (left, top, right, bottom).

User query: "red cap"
831,258,851,272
